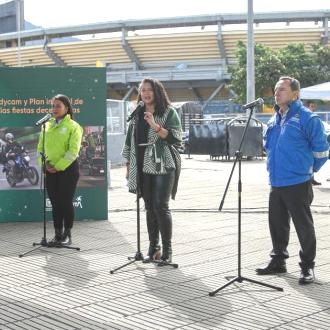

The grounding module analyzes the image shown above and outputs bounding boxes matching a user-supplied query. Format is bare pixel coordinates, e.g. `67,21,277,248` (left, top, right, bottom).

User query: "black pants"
141,170,175,246
46,160,79,230
269,180,315,267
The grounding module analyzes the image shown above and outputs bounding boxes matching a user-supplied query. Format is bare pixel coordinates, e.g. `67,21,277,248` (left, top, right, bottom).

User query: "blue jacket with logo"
265,99,329,187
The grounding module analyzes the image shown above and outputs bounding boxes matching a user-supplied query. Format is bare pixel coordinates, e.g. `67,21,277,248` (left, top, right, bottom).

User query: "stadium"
1,2,329,105
1,2,330,330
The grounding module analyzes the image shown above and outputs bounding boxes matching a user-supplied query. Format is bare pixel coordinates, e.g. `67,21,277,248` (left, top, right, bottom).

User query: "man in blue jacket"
256,76,329,284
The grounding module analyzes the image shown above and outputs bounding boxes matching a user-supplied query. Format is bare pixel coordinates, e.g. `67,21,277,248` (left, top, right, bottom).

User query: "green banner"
0,67,107,222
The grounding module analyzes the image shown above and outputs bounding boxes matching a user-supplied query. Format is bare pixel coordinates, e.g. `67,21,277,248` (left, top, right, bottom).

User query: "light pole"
15,0,23,66
246,0,255,106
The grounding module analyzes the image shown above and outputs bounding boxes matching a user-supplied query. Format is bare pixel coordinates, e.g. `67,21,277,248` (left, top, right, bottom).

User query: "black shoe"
48,228,63,247
299,263,315,284
311,179,321,186
256,259,287,275
61,229,72,245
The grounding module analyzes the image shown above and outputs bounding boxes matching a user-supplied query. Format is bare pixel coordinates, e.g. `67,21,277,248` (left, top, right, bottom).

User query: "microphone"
242,98,264,110
126,101,145,122
35,113,52,126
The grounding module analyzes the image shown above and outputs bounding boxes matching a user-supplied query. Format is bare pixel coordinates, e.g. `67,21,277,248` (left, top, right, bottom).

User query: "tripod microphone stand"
19,122,80,258
110,109,178,274
209,106,283,296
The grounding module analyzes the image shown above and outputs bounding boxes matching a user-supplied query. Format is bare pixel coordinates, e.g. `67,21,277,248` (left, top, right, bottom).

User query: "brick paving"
0,155,330,329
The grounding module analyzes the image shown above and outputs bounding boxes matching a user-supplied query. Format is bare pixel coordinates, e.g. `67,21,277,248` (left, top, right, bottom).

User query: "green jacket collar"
49,114,71,127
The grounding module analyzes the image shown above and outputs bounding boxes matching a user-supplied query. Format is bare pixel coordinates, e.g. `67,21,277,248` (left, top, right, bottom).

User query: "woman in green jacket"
122,78,182,264
37,94,83,246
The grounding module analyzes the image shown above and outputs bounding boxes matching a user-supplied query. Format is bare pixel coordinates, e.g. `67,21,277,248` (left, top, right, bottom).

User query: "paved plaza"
0,155,330,329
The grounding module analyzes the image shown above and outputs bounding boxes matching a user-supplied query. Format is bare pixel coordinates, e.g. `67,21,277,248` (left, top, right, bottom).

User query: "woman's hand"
144,111,157,129
47,167,57,173
46,162,57,173
144,111,168,139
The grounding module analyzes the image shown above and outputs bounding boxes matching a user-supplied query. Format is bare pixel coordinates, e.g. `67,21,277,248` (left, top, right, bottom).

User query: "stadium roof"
1,10,329,101
0,10,329,42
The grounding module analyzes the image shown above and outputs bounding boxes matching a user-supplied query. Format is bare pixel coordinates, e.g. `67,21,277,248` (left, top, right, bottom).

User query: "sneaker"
299,268,315,284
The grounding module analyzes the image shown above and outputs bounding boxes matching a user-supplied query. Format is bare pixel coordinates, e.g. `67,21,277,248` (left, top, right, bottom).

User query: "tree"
229,41,284,104
277,43,319,88
229,41,330,103
311,44,330,83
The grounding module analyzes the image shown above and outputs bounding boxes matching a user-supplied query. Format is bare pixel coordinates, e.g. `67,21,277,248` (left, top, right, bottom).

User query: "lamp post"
16,0,23,66
246,0,255,107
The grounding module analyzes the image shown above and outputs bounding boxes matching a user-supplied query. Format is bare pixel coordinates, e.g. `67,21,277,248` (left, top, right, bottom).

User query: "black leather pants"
141,170,175,257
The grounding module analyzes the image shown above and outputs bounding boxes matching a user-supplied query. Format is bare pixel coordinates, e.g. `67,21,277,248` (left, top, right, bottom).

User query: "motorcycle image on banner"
1,132,39,188
3,151,39,188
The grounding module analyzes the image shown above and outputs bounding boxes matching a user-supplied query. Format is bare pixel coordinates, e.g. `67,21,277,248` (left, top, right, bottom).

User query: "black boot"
158,240,172,266
61,228,72,245
156,206,173,266
48,228,62,247
143,210,160,262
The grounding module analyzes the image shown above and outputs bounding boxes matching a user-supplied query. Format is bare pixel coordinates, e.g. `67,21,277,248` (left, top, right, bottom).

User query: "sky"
1,0,330,29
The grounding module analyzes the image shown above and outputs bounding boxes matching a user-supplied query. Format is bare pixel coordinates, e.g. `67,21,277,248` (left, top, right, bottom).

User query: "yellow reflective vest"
37,114,83,171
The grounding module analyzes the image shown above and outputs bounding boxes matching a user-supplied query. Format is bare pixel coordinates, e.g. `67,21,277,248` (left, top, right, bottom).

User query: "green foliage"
255,45,284,99
229,41,284,104
311,44,330,82
277,43,319,87
229,41,330,103
228,41,247,104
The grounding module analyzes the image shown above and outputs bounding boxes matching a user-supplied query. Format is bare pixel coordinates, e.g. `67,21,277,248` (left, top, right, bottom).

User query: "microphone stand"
110,109,178,273
209,106,283,296
19,122,80,257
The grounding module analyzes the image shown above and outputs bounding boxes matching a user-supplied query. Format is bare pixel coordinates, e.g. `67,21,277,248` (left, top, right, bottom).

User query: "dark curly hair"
53,94,74,119
137,77,171,116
